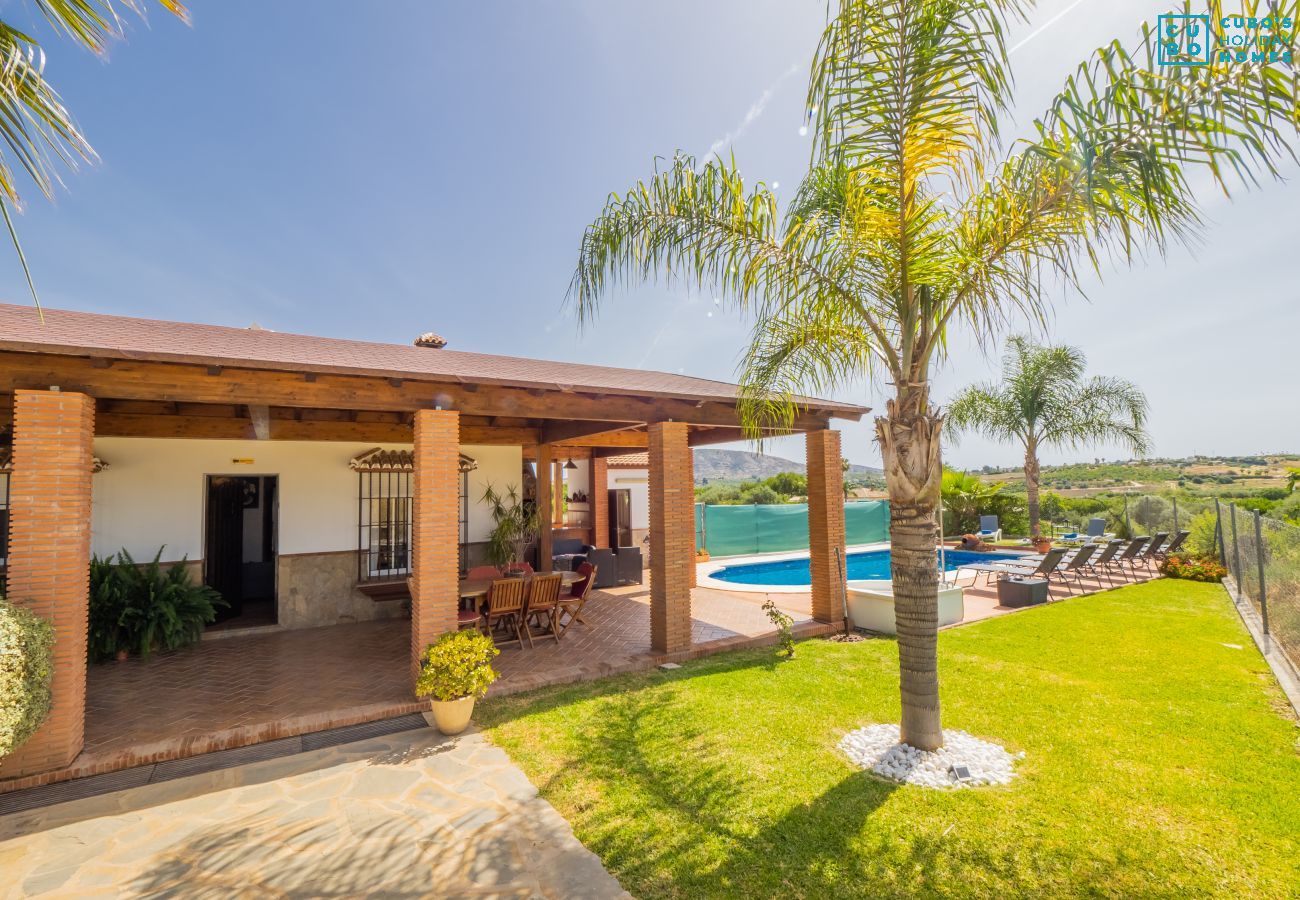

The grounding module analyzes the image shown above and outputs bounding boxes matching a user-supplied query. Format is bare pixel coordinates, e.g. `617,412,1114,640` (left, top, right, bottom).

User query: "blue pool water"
709,548,1023,587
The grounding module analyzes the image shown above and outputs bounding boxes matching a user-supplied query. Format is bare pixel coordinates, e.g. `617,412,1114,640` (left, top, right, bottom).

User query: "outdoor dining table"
457,571,581,611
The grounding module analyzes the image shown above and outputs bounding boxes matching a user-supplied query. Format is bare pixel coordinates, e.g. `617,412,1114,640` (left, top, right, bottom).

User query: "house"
0,303,866,785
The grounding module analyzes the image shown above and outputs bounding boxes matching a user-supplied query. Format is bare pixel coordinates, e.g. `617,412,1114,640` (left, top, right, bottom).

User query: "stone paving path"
0,722,629,899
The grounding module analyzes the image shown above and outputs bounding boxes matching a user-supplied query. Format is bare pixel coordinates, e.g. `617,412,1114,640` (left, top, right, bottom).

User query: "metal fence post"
1254,510,1269,636
1230,502,1242,591
1124,494,1131,536
1214,498,1226,566
1173,497,1179,535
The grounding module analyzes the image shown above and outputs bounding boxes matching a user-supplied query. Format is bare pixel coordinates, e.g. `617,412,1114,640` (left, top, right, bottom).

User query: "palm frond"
30,0,190,55
0,1,188,313
939,0,1298,356
808,0,1025,189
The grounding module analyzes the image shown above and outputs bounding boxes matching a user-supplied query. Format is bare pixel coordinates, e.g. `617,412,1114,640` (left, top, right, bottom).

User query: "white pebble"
838,724,1021,789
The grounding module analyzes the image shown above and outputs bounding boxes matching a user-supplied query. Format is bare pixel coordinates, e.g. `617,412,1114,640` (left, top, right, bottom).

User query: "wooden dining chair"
482,578,528,648
558,563,596,637
524,573,564,645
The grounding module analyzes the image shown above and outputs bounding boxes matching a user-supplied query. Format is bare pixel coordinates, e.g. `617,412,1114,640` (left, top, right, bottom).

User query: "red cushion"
457,608,480,624
570,562,595,598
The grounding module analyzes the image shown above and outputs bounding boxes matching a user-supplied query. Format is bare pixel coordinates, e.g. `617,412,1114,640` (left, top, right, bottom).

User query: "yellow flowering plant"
414,630,500,702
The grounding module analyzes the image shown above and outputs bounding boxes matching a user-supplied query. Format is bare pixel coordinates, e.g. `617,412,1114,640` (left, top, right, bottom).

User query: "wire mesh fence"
695,500,890,558
1218,500,1300,676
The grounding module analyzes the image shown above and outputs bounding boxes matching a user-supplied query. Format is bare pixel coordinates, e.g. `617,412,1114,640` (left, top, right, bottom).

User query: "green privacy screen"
695,501,889,557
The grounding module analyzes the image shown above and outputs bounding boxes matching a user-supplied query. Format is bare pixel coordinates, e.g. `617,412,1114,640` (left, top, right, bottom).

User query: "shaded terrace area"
72,585,825,782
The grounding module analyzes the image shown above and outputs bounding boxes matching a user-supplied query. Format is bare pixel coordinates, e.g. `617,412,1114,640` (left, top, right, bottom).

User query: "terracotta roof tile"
0,304,866,416
604,452,649,468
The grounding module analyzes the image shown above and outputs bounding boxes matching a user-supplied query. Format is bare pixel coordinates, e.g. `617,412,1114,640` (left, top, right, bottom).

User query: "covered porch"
0,304,864,792
65,584,825,786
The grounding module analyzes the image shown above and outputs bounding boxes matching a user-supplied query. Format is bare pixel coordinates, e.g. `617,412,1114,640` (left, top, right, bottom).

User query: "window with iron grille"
352,448,475,583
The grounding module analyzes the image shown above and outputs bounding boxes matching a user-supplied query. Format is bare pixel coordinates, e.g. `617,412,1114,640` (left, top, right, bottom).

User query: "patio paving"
0,724,630,898
5,583,817,792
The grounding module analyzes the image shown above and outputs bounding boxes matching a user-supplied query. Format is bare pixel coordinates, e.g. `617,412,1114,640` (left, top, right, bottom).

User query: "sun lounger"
1052,542,1098,591
1109,536,1149,578
1078,538,1124,585
1154,530,1190,560
1084,517,1115,544
978,515,1002,543
961,547,1068,588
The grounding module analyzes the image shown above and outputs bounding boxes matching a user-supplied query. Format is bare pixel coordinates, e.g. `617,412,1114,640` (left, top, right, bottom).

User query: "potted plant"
482,484,540,576
1030,534,1053,553
415,630,500,735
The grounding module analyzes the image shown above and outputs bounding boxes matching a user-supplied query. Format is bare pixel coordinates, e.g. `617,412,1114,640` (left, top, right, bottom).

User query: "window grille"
352,448,475,582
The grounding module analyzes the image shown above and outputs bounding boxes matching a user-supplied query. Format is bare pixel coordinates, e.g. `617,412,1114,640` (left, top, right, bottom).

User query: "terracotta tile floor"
79,585,811,770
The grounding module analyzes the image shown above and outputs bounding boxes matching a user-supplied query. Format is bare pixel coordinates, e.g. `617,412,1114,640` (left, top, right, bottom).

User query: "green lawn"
480,580,1300,898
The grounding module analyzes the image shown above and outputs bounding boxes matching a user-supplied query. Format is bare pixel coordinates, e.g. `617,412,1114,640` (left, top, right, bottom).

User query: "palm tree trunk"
876,383,945,751
1024,443,1042,538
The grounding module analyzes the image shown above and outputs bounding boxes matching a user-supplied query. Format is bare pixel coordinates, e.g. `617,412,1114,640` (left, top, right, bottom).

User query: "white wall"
90,438,521,561
463,444,526,543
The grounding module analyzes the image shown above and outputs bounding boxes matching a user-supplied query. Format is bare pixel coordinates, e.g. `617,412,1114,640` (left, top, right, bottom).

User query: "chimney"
414,332,447,349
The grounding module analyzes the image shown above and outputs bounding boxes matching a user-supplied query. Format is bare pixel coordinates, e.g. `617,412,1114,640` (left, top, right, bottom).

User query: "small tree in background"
1132,495,1172,534
947,337,1150,539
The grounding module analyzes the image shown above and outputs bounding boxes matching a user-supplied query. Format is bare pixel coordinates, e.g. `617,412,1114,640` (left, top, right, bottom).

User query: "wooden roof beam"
0,353,859,429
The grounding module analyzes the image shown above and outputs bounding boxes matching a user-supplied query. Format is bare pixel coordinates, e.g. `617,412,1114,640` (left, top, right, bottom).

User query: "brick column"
590,456,609,549
649,422,693,653
684,446,697,588
806,429,847,624
3,390,94,778
536,444,553,572
411,408,460,689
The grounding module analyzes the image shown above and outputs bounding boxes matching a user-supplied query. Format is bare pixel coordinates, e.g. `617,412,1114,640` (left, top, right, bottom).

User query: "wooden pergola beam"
0,352,852,430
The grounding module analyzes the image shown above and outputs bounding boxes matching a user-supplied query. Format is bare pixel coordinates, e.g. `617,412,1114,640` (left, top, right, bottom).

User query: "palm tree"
946,337,1149,539
570,0,1298,750
1,0,188,315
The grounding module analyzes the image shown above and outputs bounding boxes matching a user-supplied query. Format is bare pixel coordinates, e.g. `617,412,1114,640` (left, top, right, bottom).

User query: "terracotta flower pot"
1031,537,1053,553
429,696,476,735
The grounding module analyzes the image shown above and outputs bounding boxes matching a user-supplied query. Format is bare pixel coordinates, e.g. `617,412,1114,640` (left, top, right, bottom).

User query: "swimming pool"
707,548,1023,587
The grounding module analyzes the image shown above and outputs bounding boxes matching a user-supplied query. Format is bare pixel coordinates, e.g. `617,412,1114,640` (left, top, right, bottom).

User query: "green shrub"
1159,554,1227,583
415,630,499,701
1185,510,1221,558
0,598,55,759
89,548,226,661
88,554,130,663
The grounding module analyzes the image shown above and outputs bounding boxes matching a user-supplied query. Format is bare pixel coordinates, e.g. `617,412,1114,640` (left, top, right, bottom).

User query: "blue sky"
2,0,1296,470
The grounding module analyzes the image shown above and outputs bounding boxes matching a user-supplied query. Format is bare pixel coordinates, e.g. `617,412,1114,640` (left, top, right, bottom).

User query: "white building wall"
608,467,650,529
90,437,521,562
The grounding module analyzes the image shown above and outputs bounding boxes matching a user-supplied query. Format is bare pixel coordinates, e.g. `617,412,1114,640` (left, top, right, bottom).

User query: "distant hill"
693,448,881,484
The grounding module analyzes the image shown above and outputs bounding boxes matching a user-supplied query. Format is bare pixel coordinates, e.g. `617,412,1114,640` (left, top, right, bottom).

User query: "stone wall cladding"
806,429,847,624
277,552,405,629
3,390,95,778
410,410,460,687
648,422,693,653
